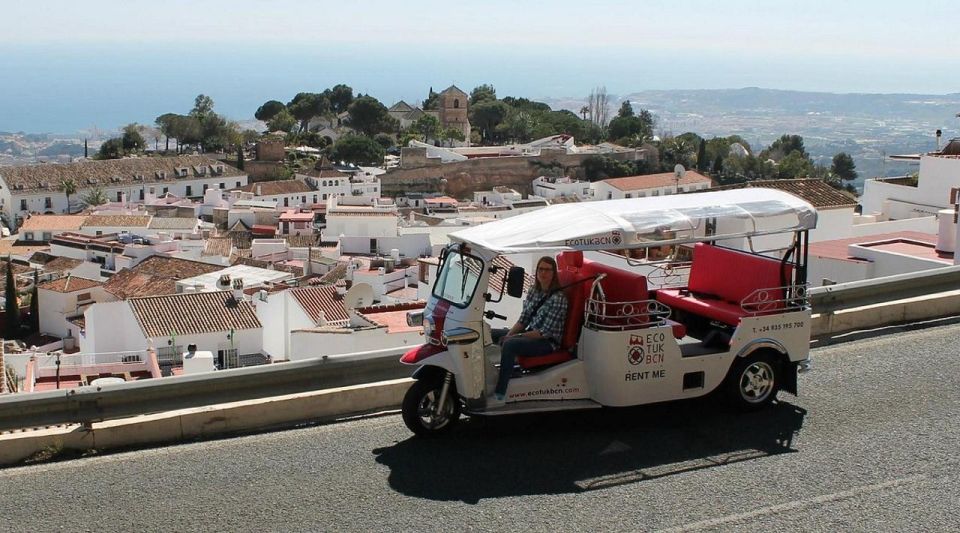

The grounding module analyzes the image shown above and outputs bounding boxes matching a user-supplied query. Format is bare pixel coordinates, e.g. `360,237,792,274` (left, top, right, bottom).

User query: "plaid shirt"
519,288,569,348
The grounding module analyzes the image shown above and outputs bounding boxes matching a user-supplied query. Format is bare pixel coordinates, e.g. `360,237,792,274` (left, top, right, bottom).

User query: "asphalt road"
2,324,959,532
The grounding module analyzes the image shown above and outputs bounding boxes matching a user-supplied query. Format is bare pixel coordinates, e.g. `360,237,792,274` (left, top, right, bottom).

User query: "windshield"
432,248,483,308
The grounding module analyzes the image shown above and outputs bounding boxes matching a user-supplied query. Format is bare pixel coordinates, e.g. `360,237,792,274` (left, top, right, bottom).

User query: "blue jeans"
492,328,555,396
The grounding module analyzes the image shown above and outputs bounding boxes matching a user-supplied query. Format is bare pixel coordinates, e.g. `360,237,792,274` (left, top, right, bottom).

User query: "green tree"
777,150,814,179
155,113,179,152
373,133,394,150
254,100,286,122
580,155,637,181
267,109,297,133
61,178,77,214
762,134,808,161
4,256,19,339
441,127,465,147
618,101,634,118
241,129,261,144
346,96,397,136
696,139,708,172
330,135,386,165
712,153,724,175
191,94,215,122
236,145,245,171
831,152,858,181
82,187,108,208
422,87,439,110
121,123,146,153
412,114,440,142
469,84,497,105
96,138,125,160
287,92,330,132
470,100,510,143
658,136,695,170
327,84,354,114
29,270,38,334
607,109,655,144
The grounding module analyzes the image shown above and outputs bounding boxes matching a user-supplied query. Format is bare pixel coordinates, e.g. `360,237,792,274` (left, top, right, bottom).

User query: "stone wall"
381,149,640,199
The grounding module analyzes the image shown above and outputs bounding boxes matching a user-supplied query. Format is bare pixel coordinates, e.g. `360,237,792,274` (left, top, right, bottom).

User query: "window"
24,232,34,241
96,231,103,236
454,99,460,109
44,197,52,208
313,195,318,203
185,185,193,196
139,189,145,200
203,184,209,193
219,183,224,189
163,187,169,195
236,181,241,188
653,190,660,196
20,199,27,211
116,192,123,202
284,198,289,207
322,194,327,200
625,193,632,199
606,192,612,200
42,232,52,241
322,180,327,187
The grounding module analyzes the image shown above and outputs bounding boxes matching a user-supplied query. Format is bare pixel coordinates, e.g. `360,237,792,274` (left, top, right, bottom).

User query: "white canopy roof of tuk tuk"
450,188,817,253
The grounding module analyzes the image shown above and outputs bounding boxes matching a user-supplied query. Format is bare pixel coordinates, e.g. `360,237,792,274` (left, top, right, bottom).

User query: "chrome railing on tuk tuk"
740,284,809,315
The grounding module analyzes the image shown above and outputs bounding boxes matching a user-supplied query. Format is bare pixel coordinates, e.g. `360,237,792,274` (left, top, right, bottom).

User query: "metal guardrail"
3,264,960,433
0,347,410,433
808,264,960,315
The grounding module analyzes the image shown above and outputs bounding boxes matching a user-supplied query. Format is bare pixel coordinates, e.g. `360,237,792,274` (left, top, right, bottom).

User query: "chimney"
232,278,245,300
937,129,943,151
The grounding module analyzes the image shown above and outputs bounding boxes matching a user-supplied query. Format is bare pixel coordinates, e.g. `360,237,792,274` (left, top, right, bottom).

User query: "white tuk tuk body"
401,189,817,419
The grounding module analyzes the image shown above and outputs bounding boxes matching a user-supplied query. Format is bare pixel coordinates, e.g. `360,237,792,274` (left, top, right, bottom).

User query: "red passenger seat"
656,243,792,326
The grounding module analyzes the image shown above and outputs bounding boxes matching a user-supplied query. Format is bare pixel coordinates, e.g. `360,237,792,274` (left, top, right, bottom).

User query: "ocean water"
2,41,955,135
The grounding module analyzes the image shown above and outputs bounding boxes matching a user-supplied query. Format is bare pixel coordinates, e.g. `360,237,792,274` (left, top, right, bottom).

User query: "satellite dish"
673,164,686,179
344,282,374,310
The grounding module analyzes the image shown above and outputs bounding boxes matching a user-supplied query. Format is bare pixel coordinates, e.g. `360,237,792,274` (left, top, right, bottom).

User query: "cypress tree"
30,270,39,333
237,145,245,170
697,140,707,171
713,153,724,175
4,256,19,339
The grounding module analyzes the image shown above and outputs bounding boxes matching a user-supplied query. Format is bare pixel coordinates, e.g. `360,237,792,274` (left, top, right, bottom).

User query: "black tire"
401,374,460,436
725,351,780,411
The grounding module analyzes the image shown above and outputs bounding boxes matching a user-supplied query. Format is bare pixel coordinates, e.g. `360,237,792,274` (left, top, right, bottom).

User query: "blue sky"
1,0,958,132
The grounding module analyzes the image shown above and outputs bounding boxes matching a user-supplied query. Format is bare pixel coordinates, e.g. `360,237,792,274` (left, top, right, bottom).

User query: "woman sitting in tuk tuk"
492,256,569,401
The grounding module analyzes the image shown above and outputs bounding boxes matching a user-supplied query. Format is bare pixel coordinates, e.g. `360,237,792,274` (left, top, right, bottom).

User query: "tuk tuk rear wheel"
402,374,460,436
726,352,780,411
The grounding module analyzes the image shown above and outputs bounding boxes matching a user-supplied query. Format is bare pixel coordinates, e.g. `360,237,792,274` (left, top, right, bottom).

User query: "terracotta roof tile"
239,180,314,196
602,171,713,191
38,275,102,293
148,217,198,230
128,256,222,279
42,257,83,273
290,285,349,324
20,215,89,232
0,156,244,193
103,270,177,299
708,179,858,209
202,237,234,257
82,215,152,228
129,291,262,337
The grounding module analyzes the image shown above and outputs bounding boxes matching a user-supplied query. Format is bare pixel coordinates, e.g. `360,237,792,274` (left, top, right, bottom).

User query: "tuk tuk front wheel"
402,373,460,436
726,352,780,411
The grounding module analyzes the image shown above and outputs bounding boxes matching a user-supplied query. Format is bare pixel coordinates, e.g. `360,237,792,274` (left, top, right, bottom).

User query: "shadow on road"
373,399,806,503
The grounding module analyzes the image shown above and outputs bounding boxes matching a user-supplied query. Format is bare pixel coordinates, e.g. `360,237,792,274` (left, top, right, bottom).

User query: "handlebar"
484,310,507,321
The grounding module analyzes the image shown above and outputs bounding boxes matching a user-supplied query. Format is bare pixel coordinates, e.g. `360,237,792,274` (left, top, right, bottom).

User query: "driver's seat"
517,251,587,370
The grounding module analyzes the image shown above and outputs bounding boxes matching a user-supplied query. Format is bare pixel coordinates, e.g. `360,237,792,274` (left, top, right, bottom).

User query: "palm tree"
60,178,77,214
81,187,108,208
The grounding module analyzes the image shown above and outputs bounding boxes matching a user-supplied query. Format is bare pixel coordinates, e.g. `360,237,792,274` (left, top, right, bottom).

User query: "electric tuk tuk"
400,189,816,436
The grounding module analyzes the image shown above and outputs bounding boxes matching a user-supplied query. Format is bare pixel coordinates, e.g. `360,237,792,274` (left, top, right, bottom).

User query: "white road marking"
656,474,927,532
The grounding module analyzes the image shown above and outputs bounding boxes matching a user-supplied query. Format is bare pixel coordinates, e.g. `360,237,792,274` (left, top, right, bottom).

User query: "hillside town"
2,83,960,397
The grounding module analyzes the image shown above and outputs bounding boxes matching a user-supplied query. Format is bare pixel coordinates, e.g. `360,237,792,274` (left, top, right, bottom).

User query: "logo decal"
627,334,644,365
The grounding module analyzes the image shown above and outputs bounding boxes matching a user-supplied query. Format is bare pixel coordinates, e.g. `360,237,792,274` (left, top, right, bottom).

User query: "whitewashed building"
0,156,247,226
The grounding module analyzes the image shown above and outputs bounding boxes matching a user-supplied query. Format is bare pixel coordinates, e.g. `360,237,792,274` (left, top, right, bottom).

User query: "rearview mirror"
506,266,525,298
